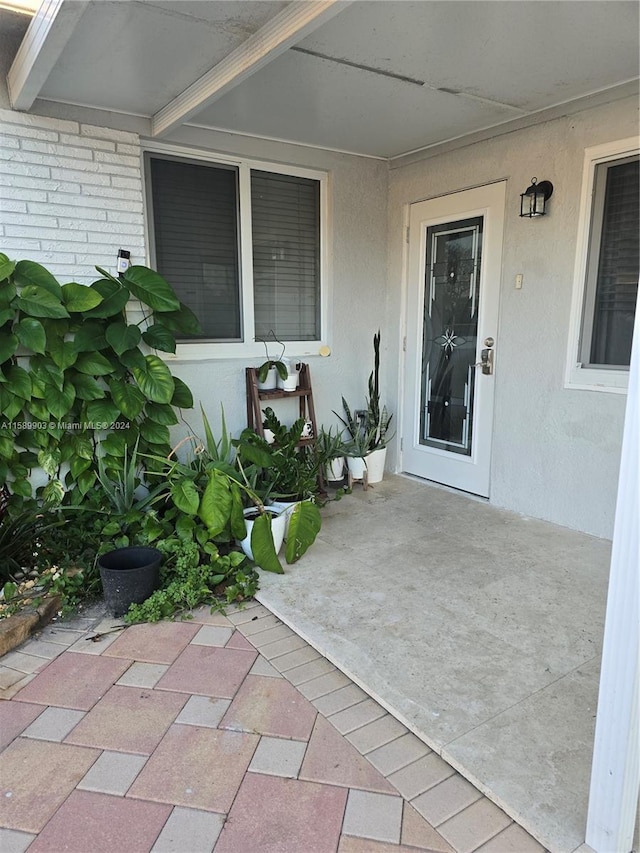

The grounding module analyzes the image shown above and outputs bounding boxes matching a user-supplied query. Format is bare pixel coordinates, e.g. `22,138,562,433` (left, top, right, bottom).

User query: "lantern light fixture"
520,177,554,217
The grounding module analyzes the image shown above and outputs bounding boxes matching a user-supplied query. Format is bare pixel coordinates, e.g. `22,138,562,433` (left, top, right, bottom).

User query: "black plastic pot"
98,547,162,617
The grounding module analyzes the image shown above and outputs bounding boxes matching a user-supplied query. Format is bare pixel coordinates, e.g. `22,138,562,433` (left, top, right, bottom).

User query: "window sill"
565,365,629,394
162,341,327,362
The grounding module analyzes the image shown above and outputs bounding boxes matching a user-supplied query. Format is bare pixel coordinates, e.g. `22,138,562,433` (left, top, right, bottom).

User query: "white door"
402,182,506,497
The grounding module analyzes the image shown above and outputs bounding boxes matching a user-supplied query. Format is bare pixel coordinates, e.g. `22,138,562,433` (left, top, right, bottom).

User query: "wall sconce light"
520,177,553,217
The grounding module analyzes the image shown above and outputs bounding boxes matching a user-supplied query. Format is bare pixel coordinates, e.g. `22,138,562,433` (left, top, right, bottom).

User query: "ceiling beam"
151,0,351,138
7,0,88,111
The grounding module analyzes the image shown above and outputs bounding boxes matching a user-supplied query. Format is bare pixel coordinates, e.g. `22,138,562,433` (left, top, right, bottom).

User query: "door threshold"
398,471,490,503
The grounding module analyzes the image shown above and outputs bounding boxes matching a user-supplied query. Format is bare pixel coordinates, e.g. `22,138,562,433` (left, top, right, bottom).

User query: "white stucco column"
585,297,640,853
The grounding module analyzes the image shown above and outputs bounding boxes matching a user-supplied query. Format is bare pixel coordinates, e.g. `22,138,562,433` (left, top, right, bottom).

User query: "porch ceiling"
3,0,639,158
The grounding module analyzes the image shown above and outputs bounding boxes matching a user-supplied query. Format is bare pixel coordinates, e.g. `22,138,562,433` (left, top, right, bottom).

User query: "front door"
402,182,505,497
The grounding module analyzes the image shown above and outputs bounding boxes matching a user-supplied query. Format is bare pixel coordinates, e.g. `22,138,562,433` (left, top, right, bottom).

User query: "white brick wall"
0,109,145,283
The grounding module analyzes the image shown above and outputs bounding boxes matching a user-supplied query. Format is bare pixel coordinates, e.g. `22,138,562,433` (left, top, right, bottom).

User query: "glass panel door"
420,217,482,456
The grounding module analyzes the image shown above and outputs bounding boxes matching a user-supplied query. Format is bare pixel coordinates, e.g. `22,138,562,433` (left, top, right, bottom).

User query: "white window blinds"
148,156,241,341
251,170,320,342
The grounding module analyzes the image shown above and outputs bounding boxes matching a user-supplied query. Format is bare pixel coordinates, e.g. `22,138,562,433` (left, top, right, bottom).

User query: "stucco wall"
386,95,639,538
0,107,389,454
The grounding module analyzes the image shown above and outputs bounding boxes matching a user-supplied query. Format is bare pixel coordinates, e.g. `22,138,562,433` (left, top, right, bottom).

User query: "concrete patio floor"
255,475,613,853
0,601,546,853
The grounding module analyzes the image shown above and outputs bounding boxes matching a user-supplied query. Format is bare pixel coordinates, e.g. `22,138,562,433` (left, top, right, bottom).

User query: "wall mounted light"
520,177,554,217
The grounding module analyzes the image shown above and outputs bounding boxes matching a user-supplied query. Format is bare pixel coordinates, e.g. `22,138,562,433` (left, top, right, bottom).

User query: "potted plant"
233,408,322,550
256,333,289,390
316,426,346,483
94,443,167,615
335,330,393,484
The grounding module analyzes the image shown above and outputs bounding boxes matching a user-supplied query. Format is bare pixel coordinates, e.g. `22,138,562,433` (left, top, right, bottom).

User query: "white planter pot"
239,507,286,562
326,457,345,482
365,446,387,484
257,366,277,391
268,499,300,539
347,456,367,480
277,369,299,392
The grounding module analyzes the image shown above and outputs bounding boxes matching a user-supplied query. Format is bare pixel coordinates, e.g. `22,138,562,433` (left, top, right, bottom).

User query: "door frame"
399,181,506,497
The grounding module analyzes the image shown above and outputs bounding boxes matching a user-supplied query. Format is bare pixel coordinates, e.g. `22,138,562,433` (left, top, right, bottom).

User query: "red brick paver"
0,607,546,853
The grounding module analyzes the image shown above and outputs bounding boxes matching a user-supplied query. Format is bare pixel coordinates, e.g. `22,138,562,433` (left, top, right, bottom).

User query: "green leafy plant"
334,330,393,455
256,332,288,382
0,507,66,582
124,542,258,623
0,254,198,506
235,408,321,501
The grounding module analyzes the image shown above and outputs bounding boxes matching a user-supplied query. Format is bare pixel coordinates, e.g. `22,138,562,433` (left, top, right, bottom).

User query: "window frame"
565,137,639,394
142,141,331,361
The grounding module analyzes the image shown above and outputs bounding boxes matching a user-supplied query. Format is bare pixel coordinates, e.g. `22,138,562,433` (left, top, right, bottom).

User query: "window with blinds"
582,155,639,367
251,171,320,342
148,156,241,340
146,154,322,345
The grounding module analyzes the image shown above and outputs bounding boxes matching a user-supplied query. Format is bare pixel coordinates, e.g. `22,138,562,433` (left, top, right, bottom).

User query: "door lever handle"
474,348,494,375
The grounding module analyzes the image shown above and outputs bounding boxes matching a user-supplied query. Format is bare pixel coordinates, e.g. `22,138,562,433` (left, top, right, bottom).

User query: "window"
144,149,326,358
566,139,639,392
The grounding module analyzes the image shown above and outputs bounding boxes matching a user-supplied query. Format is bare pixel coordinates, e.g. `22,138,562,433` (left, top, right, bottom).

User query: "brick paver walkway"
0,601,546,853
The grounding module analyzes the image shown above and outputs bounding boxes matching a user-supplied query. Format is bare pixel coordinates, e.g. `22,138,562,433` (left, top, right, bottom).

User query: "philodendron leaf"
70,455,91,479
156,302,201,335
86,399,119,427
145,402,178,426
46,381,76,420
139,418,170,446
61,282,103,312
110,379,145,419
70,432,94,460
230,482,246,541
133,354,175,404
250,513,284,574
77,469,96,495
105,322,141,355
48,337,78,370
2,391,22,422
170,376,193,409
0,331,18,364
14,318,46,355
14,260,62,299
15,286,69,319
28,398,49,420
0,280,16,307
142,324,176,353
75,351,113,376
85,279,130,318
10,477,32,498
0,308,14,326
38,448,61,478
199,469,232,536
71,321,108,352
42,478,65,506
122,267,180,313
285,501,322,564
118,347,146,370
72,373,105,401
0,253,16,282
170,477,200,515
6,365,31,400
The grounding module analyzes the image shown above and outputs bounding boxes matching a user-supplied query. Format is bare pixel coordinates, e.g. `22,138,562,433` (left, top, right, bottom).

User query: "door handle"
475,348,494,375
